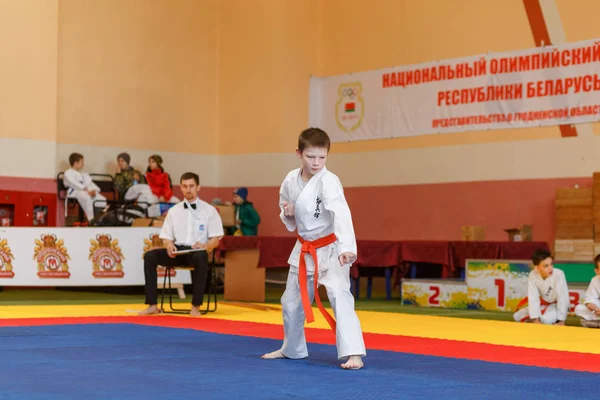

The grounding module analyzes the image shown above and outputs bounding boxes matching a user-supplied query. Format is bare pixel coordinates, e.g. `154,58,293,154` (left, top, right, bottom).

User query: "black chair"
159,252,221,315
56,172,85,224
90,173,116,200
93,199,150,226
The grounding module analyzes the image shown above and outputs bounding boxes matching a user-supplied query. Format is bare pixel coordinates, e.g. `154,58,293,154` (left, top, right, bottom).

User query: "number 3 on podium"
569,292,579,312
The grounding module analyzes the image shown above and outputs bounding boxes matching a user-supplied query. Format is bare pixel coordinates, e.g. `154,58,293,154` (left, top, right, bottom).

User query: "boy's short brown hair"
531,249,552,266
594,254,600,269
69,153,83,166
180,172,199,185
298,127,331,153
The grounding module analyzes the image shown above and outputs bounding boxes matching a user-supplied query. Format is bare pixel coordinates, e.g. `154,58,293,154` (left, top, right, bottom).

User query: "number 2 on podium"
428,286,440,305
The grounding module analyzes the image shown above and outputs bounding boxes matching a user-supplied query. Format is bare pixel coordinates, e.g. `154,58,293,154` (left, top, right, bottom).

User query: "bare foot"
190,306,202,317
341,355,364,370
138,305,161,316
261,350,287,359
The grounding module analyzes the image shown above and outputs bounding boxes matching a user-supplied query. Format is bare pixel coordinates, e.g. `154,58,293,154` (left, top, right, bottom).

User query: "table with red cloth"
400,241,454,278
218,236,550,274
218,236,259,252
497,241,551,260
217,236,550,301
449,241,502,273
397,240,550,286
449,241,551,274
218,236,402,278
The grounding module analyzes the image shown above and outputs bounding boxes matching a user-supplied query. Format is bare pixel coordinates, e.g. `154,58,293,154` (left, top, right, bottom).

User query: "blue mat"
0,324,598,400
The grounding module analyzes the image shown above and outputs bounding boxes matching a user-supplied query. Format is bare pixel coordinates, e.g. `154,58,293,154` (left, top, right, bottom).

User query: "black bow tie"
184,203,196,210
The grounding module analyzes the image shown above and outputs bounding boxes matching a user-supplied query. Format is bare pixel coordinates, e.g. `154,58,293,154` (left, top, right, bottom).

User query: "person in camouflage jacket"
114,153,145,200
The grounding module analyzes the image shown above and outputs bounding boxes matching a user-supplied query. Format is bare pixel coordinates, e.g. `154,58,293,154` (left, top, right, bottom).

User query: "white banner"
0,228,191,286
310,39,600,142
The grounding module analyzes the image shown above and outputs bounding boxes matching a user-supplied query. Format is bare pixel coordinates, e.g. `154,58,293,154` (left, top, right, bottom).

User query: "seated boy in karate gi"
574,254,600,328
124,171,159,208
261,127,366,370
63,153,106,225
513,249,569,325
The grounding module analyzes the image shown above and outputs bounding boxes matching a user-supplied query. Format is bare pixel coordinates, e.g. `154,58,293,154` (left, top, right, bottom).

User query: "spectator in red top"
145,154,180,203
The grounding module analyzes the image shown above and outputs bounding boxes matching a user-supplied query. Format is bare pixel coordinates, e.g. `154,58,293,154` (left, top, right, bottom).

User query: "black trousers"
143,248,209,307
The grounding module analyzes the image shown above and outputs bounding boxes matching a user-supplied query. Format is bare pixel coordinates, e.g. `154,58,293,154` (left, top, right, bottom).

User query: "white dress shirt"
159,198,224,246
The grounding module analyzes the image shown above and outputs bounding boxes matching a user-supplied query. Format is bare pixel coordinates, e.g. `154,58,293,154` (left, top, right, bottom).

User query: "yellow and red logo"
0,238,15,278
143,233,174,277
34,234,70,278
89,234,125,278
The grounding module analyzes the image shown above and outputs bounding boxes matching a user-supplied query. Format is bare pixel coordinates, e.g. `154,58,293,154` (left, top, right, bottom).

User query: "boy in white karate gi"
513,249,569,325
124,171,159,208
63,153,107,224
574,254,600,328
261,127,366,370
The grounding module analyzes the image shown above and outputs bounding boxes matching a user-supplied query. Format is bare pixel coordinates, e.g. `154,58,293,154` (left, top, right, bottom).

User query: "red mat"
1,315,598,373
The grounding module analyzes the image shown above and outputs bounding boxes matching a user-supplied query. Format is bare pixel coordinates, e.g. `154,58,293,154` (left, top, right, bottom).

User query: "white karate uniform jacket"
63,168,106,220
63,168,101,195
575,275,600,321
513,268,570,324
279,167,357,273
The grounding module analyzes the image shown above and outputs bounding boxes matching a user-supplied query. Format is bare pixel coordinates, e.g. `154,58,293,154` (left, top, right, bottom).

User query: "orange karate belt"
297,233,338,332
515,297,555,322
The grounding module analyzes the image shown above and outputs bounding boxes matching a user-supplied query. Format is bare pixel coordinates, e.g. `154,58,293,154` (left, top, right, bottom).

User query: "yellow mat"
0,302,597,355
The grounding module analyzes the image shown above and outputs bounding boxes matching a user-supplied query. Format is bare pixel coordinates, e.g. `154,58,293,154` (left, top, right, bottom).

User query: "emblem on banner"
143,233,175,277
89,234,125,278
0,238,15,278
335,82,364,133
34,234,70,278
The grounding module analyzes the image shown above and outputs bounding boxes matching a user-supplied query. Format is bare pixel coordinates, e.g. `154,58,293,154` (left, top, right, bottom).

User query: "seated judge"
139,172,224,317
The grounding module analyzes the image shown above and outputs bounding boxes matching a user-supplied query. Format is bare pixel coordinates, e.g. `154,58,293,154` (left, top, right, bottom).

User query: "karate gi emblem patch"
314,197,322,219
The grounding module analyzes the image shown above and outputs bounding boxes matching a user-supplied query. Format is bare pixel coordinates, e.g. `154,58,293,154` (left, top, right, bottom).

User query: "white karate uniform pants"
513,304,558,324
68,191,107,221
575,301,600,321
280,263,366,360
137,193,159,207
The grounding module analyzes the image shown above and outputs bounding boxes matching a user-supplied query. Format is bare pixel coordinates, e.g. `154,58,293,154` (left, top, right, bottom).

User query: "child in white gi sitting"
261,127,366,370
574,254,600,328
63,153,107,225
513,249,570,325
124,171,159,209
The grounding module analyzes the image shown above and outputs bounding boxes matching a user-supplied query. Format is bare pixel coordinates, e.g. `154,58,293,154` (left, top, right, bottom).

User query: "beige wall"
55,143,219,187
1,0,218,179
216,0,319,155
0,0,58,178
218,0,600,187
57,0,219,154
4,0,600,186
557,0,600,42
306,0,559,155
0,0,58,142
557,0,600,136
